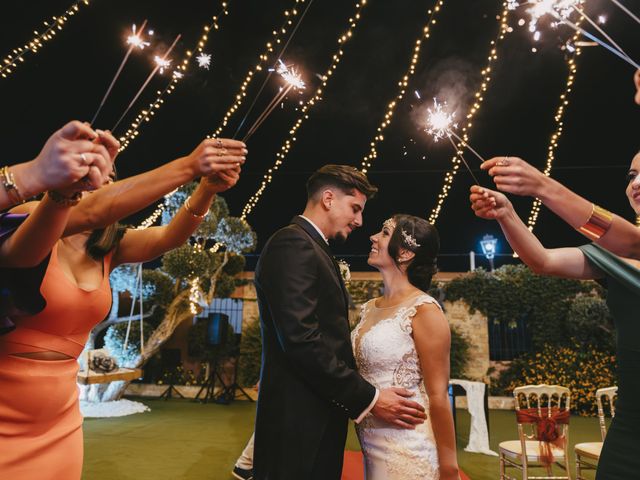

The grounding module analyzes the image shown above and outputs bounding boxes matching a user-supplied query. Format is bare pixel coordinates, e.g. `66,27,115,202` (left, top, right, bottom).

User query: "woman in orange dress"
0,137,246,479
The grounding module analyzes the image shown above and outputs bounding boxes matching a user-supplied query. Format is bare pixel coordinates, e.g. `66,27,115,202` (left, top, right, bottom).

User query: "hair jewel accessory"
401,229,421,248
400,228,420,248
383,218,396,230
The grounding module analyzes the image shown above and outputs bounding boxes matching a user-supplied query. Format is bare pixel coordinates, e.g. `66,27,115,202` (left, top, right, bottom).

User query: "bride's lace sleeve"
399,294,443,334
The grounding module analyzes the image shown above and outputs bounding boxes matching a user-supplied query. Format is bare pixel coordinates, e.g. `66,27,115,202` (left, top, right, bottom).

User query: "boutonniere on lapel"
336,259,351,285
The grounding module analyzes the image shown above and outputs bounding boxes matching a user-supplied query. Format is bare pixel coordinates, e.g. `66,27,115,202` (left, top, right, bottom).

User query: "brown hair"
387,214,440,291
306,164,378,200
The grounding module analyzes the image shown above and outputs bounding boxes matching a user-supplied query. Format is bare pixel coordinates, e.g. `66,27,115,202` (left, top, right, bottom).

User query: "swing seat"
77,367,143,385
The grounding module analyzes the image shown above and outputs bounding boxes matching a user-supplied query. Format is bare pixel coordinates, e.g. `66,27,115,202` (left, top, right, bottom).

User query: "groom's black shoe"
231,466,254,480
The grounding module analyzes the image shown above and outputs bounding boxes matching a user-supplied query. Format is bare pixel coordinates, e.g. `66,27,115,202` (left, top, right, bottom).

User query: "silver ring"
498,156,510,167
216,139,223,147
80,153,88,164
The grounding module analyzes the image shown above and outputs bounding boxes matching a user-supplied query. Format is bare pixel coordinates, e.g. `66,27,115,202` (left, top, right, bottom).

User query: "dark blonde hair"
85,224,126,260
85,165,126,259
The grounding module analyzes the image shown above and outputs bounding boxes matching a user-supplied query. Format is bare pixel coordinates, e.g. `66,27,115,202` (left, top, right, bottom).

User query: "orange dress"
0,242,112,479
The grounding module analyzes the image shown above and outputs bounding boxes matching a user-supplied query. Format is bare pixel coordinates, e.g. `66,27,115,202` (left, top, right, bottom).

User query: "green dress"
579,243,640,479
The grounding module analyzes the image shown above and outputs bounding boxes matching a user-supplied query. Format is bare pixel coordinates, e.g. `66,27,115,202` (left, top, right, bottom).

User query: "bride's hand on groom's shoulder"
370,387,426,429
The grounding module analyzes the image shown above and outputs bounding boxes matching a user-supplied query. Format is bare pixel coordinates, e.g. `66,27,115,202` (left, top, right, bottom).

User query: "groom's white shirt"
298,215,379,423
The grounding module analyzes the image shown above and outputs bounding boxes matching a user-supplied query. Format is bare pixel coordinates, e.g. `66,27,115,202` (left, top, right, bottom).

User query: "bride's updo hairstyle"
387,214,440,291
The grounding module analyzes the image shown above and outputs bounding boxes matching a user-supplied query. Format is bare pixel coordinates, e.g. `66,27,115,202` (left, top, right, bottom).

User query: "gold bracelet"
184,196,208,219
577,204,613,241
0,166,24,205
47,190,82,206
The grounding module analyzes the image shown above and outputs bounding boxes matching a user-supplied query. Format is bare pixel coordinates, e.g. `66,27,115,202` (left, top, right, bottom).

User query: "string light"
360,0,445,173
527,21,583,231
132,0,296,229
241,0,369,220
187,241,224,313
209,0,308,140
429,2,511,224
0,0,91,79
118,1,231,152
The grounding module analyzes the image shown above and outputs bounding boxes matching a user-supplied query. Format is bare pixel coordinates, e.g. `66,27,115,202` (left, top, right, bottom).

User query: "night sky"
1,0,637,271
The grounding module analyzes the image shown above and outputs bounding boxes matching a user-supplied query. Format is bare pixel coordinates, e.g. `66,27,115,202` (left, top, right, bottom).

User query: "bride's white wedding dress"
352,293,442,480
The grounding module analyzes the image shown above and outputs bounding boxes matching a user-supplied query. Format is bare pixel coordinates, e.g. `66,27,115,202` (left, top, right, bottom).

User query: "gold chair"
575,386,617,479
499,384,572,480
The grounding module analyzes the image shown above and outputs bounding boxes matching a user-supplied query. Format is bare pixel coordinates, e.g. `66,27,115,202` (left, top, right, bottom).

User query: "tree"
87,184,256,402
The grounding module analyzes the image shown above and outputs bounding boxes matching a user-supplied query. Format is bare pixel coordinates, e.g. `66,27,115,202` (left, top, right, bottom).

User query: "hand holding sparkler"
470,185,513,221
181,138,247,180
22,121,114,197
204,164,242,194
481,156,550,197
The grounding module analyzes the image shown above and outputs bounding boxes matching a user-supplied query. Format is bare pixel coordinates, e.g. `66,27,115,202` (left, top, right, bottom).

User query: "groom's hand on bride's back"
371,387,426,429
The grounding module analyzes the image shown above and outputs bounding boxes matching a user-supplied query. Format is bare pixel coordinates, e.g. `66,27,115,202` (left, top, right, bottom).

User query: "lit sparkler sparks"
91,20,150,126
526,0,582,38
127,23,151,49
276,60,305,90
424,98,485,185
196,52,212,69
425,99,457,142
240,61,306,142
111,34,181,132
154,55,172,74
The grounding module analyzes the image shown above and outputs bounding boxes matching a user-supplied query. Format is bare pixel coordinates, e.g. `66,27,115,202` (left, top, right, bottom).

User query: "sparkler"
523,1,639,69
572,5,630,60
196,52,212,69
609,0,640,26
111,34,181,132
550,10,640,69
153,55,172,74
241,60,306,142
229,0,316,141
276,60,306,90
425,99,485,185
91,20,149,126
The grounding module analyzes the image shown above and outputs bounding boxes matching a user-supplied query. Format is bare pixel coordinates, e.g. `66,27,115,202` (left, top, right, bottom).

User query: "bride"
352,214,460,480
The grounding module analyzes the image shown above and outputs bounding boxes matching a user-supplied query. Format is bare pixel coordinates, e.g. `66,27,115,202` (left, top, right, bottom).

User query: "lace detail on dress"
352,293,441,479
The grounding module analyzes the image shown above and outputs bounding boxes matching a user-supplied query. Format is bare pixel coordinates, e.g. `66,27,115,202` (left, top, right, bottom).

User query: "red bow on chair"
516,407,570,466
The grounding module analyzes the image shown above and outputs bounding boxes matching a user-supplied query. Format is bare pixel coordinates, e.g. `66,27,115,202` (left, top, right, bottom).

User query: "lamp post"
480,234,498,271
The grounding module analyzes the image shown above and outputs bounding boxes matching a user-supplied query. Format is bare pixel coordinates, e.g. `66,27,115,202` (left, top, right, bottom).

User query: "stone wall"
443,300,490,382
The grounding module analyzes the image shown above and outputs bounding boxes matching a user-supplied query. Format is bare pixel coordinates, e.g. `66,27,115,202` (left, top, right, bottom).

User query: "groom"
253,165,427,480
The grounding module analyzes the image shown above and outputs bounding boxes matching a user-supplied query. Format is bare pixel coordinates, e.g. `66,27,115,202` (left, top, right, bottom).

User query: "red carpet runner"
342,451,470,480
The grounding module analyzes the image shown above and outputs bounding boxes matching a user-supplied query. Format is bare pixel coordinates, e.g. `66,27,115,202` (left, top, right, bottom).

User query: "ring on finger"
497,156,510,167
80,153,89,164
215,138,223,147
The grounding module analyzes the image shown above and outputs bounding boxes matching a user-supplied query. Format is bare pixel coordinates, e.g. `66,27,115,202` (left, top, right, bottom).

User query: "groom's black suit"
253,216,376,480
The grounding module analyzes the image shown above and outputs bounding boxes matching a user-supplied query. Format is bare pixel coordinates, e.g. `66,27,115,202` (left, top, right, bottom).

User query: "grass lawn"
83,398,602,479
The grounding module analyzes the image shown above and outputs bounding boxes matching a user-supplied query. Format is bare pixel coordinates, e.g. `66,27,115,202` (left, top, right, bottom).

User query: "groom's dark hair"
306,164,378,201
